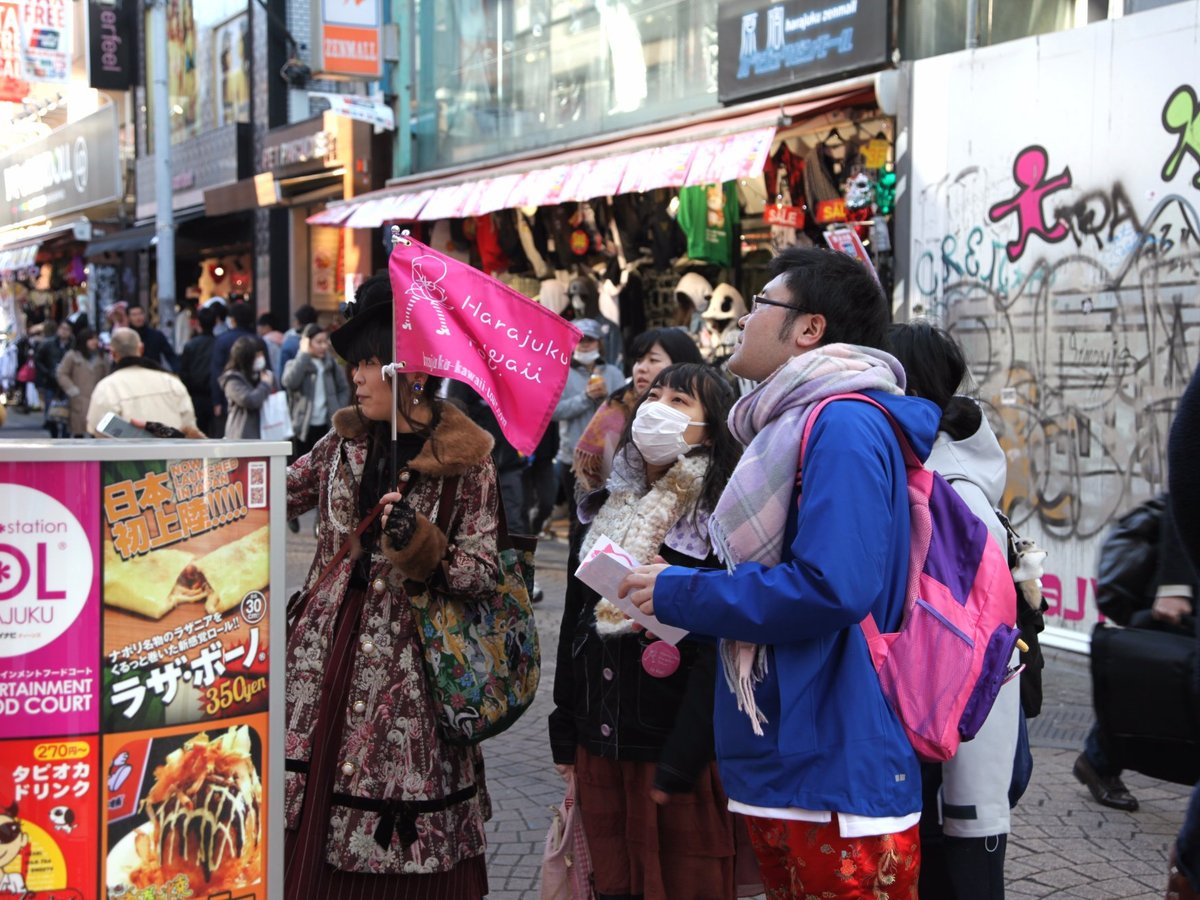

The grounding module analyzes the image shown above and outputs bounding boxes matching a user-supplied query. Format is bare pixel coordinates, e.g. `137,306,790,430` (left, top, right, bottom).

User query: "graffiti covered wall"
905,4,1200,642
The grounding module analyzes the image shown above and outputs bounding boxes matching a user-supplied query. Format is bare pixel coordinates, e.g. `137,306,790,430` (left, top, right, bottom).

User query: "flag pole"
387,225,406,489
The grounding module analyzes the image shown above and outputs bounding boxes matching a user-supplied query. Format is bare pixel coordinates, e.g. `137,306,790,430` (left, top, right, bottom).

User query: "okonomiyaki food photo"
106,725,264,896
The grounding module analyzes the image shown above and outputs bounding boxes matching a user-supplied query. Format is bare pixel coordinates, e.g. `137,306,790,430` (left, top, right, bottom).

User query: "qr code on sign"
247,461,267,508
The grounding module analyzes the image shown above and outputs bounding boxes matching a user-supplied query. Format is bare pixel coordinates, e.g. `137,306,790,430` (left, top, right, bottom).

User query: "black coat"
549,537,719,794
134,324,178,372
180,334,215,407
35,337,70,390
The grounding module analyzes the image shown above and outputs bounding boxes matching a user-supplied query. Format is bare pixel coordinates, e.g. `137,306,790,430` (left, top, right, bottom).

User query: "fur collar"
582,453,710,636
331,402,494,476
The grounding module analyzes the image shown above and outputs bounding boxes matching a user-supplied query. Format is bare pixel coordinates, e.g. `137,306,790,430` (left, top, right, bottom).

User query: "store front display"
0,442,288,900
312,76,895,360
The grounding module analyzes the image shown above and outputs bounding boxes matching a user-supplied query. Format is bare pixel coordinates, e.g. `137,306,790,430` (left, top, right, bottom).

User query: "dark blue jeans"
1084,722,1122,778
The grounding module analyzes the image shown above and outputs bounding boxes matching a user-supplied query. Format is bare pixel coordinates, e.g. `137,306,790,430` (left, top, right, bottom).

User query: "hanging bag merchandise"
540,774,594,900
259,390,294,441
409,474,541,744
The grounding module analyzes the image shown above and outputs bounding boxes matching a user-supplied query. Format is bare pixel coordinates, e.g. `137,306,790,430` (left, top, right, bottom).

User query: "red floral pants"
744,815,920,899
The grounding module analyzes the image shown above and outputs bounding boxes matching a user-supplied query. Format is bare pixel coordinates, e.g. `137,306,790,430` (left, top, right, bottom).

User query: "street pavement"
2,403,1190,898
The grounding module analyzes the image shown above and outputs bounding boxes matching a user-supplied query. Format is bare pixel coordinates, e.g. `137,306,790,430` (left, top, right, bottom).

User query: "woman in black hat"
283,274,499,899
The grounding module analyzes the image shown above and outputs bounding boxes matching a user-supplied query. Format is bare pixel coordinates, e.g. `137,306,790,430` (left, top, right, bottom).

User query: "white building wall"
905,2,1200,645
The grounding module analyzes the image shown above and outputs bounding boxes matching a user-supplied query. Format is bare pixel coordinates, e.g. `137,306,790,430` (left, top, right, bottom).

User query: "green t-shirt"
676,181,740,267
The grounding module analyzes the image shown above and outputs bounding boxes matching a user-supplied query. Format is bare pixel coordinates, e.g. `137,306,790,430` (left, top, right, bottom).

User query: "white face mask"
253,356,267,372
631,401,706,466
574,349,600,366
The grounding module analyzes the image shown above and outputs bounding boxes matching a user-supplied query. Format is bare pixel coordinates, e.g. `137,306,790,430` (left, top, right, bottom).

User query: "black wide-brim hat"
330,274,393,360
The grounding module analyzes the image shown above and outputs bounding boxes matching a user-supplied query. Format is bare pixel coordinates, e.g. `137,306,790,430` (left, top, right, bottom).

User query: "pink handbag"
540,775,593,900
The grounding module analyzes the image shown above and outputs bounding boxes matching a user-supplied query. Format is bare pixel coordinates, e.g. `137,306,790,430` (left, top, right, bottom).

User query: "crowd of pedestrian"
3,245,1198,900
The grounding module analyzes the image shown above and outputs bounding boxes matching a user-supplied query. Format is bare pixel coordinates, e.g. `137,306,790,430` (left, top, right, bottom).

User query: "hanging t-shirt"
676,181,740,267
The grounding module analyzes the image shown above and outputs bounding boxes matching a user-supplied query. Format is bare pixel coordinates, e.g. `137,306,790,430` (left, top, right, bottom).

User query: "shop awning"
86,212,205,257
86,223,158,255
0,244,39,276
0,220,90,274
311,82,876,228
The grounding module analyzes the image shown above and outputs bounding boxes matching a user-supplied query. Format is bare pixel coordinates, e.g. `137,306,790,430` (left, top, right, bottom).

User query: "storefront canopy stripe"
306,204,358,226
330,84,875,227
405,127,775,221
0,244,38,275
345,198,393,229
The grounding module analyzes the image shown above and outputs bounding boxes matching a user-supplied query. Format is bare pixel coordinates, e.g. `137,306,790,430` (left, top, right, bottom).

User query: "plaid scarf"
710,343,906,734
573,389,637,495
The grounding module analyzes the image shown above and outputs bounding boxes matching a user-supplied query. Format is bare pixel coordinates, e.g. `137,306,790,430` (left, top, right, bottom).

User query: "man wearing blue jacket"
622,247,940,897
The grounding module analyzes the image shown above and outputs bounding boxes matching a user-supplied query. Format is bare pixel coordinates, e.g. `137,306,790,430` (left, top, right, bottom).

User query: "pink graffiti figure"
400,255,453,336
988,145,1073,262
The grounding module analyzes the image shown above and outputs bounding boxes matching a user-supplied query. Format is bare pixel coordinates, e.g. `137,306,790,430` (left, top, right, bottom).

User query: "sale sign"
0,462,101,739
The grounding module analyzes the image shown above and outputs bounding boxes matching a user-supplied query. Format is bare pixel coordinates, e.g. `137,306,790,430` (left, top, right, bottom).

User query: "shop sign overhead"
717,0,889,102
0,105,120,230
310,0,383,80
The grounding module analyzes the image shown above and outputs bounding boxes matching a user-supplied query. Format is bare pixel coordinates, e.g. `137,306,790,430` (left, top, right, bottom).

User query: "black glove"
143,421,185,438
382,502,417,551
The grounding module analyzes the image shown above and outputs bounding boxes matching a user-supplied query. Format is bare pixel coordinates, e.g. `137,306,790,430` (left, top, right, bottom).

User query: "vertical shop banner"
0,735,99,898
87,0,133,91
214,13,249,127
103,713,268,900
0,462,101,740
100,458,271,733
0,3,30,101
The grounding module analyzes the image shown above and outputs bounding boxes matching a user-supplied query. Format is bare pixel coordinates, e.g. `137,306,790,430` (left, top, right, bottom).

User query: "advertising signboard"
0,105,121,231
717,0,889,102
0,443,283,900
310,0,383,79
100,457,271,733
0,735,99,897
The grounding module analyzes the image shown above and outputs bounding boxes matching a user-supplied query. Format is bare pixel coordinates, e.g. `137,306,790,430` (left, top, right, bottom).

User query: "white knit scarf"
581,451,710,636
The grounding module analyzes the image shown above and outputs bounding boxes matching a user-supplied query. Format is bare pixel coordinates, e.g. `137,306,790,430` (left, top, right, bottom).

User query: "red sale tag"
764,204,805,228
815,199,847,223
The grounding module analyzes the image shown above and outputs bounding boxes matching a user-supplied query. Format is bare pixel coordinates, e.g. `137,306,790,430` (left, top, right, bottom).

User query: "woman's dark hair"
302,322,324,340
627,327,703,369
76,328,98,359
770,247,890,349
617,362,741,525
887,320,981,440
225,335,262,380
339,274,445,444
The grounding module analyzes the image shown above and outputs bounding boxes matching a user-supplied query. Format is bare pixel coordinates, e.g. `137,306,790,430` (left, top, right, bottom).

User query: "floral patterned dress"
284,404,499,886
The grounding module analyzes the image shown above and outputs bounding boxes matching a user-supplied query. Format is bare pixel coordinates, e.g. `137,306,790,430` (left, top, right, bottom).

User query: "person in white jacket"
86,328,199,437
889,321,1021,900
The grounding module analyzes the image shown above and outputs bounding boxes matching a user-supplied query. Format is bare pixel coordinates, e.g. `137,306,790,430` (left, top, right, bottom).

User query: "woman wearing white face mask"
550,363,745,900
219,335,274,438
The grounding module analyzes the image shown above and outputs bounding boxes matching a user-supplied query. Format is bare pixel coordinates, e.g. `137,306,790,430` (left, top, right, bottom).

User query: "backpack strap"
796,392,926,654
799,392,923,472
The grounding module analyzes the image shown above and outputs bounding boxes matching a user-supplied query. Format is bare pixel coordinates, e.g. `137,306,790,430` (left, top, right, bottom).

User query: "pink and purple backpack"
802,393,1020,763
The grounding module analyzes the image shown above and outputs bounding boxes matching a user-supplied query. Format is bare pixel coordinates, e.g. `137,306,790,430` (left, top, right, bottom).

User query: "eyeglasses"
0,821,21,844
750,294,807,314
